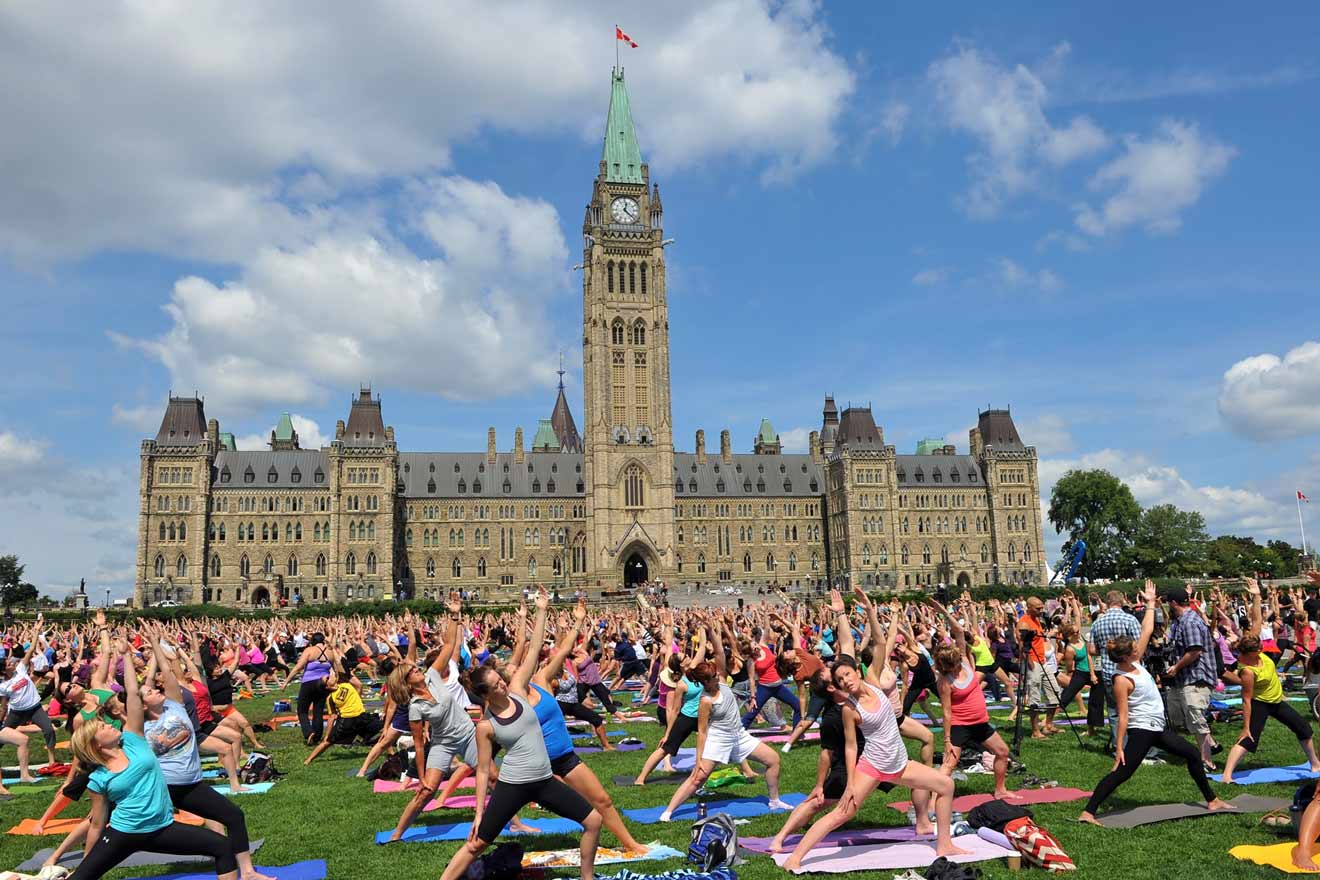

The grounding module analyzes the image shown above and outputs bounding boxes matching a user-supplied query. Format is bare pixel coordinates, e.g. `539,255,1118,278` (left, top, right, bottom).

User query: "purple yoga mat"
771,834,1015,873
576,742,647,754
742,826,928,853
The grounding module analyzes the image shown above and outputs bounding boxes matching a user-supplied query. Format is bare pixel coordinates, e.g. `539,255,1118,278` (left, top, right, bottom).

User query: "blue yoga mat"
122,860,326,880
214,781,278,796
377,816,584,844
570,729,629,741
623,792,806,824
1212,763,1320,785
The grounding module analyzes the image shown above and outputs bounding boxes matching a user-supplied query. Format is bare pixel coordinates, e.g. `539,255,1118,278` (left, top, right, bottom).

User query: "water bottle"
696,787,710,819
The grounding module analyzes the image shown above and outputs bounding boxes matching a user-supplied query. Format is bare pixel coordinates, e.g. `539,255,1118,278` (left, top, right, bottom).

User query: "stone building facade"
134,68,1046,608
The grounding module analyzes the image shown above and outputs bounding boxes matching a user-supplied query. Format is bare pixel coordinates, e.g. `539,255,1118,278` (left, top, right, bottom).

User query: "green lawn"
0,691,1311,879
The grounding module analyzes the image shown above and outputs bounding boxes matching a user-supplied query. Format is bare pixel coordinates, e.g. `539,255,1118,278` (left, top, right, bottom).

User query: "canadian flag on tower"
616,25,638,48
1302,490,1311,503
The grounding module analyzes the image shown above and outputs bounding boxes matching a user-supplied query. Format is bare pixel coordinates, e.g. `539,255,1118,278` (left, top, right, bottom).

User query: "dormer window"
503,479,512,494
531,480,540,493
291,467,302,484
689,479,697,493
267,467,278,483
427,478,437,494
457,479,466,494
220,466,231,483
244,466,255,484
547,479,555,493
503,463,509,473
314,468,325,484
472,478,482,493
675,479,684,493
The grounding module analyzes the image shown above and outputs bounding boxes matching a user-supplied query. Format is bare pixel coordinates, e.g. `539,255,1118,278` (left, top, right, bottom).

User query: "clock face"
611,197,640,224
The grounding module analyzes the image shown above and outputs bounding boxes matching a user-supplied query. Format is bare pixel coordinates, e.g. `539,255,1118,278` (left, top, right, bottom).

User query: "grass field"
0,688,1311,879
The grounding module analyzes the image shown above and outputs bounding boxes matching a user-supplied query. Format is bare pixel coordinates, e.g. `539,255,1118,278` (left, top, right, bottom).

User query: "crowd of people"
3,570,1320,876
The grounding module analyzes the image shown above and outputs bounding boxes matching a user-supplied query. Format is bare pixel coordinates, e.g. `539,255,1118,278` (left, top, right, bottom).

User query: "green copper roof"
531,419,560,452
758,419,777,444
274,412,296,441
916,438,945,455
602,68,644,184
218,432,236,451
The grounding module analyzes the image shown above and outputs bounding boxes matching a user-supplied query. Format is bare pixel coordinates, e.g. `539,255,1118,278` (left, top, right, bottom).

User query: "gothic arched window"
211,555,221,577
611,319,625,346
743,552,752,573
426,557,435,578
345,552,356,575
624,464,644,508
451,558,461,578
640,262,647,295
628,261,636,293
607,260,615,293
477,557,487,577
632,319,646,346
154,554,165,577
176,555,187,577
316,554,326,576
366,552,377,574
287,555,298,576
240,554,250,577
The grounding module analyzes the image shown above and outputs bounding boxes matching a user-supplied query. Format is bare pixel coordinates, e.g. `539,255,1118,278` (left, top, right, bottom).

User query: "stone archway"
251,586,271,607
956,571,972,589
623,552,648,587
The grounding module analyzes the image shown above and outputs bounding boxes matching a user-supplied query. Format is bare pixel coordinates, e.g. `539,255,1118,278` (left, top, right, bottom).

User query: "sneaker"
767,798,793,812
658,811,672,822
780,742,793,754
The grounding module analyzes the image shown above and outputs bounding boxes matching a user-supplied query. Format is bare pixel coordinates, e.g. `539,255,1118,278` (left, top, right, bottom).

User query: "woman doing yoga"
1078,580,1234,826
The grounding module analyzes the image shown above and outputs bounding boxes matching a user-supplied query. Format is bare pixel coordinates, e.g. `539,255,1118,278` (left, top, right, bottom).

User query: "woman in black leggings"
281,635,334,743
1079,582,1234,826
68,642,236,880
142,627,271,880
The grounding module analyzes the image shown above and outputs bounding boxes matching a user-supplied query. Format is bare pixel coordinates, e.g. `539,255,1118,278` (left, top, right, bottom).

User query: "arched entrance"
956,572,972,589
623,552,648,588
252,586,270,607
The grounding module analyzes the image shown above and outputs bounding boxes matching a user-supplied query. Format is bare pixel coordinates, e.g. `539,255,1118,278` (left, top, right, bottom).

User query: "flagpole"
615,24,619,72
1301,492,1310,557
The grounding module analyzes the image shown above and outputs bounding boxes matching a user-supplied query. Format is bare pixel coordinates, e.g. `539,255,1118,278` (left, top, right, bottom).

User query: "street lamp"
105,589,111,609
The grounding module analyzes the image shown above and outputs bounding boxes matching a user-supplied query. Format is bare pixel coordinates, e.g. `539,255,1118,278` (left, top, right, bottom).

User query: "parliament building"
134,69,1047,608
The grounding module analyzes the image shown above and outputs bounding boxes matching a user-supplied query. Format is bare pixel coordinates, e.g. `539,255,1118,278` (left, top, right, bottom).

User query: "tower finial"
557,351,565,391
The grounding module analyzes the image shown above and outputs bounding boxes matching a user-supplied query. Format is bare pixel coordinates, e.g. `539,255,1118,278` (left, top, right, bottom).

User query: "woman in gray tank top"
438,588,603,880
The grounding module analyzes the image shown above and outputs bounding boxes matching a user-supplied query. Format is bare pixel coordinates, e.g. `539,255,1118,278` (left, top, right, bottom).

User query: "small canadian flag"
616,25,638,48
1302,490,1311,503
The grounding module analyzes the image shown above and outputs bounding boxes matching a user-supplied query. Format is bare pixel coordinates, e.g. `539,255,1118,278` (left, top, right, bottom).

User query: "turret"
695,429,706,464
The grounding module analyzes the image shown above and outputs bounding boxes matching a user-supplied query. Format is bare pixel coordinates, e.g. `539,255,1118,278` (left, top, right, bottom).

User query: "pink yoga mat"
758,732,820,744
372,777,475,794
888,786,1091,813
424,794,478,811
771,833,1015,873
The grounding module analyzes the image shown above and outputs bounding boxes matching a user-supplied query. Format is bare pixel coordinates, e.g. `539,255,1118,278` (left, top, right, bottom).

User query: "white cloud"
927,42,1108,217
1018,414,1074,456
1074,120,1235,236
912,267,953,286
876,101,910,146
1218,340,1320,440
993,257,1062,292
1038,449,1291,539
0,2,854,264
111,404,161,432
779,426,812,453
0,432,46,468
115,176,568,415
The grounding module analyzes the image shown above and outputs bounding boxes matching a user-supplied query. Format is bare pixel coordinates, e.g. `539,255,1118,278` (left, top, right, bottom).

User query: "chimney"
943,444,956,456
386,426,395,444
695,429,706,464
335,420,345,441
969,427,983,459
810,430,821,463
487,427,498,464
720,429,731,464
514,427,524,464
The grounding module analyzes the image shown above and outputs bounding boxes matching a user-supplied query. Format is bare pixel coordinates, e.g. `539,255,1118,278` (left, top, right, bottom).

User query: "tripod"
1009,629,1086,755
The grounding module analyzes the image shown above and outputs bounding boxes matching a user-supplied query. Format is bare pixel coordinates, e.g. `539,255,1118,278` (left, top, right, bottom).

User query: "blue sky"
1,2,1318,597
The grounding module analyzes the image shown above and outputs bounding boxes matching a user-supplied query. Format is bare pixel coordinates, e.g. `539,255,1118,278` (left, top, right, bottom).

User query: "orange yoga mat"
8,811,203,836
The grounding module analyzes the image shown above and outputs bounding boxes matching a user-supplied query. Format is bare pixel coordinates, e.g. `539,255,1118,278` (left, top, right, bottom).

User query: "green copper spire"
602,68,644,184
274,412,296,441
758,419,777,444
531,418,560,452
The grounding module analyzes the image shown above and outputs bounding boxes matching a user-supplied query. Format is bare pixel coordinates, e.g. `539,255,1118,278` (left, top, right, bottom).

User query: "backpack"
967,799,1033,832
239,752,283,785
688,812,738,870
373,750,408,782
465,842,523,880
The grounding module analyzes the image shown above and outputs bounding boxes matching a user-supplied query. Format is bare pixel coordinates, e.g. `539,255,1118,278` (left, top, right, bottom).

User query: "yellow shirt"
328,683,364,718
1245,653,1283,704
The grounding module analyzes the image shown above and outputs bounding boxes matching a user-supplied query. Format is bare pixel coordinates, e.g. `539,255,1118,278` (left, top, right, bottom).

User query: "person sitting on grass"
1078,580,1235,826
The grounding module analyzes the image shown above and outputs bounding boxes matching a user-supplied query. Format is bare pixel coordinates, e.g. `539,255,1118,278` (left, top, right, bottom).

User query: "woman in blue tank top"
519,598,644,854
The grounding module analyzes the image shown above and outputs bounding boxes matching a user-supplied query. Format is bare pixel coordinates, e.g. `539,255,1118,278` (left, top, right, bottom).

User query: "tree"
1048,469,1141,580
1123,504,1209,577
1205,535,1258,577
0,555,38,609
1268,540,1303,575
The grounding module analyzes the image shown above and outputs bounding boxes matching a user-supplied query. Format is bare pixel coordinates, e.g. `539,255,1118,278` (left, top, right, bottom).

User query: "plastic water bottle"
696,788,710,819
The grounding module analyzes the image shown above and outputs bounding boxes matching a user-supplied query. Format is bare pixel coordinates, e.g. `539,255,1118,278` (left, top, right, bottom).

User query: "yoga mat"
524,842,684,868
577,742,647,755
977,827,1013,851
758,732,820,744
569,729,629,740
424,794,478,811
1230,842,1320,873
1095,794,1288,828
623,793,806,824
613,772,696,786
1213,763,1320,785
17,839,265,872
215,781,277,795
377,816,584,844
120,860,326,880
889,787,1091,813
9,812,204,836
742,826,929,853
771,834,1015,873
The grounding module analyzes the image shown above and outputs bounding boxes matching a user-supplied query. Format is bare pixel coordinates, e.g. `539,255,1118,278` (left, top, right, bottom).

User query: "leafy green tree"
1268,540,1303,576
1123,504,1209,577
1048,469,1141,580
0,555,38,608
1205,535,1259,577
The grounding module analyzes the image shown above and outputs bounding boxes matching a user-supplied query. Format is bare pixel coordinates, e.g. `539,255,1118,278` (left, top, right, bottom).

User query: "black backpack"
239,752,283,785
372,750,408,782
466,842,523,880
967,799,1032,832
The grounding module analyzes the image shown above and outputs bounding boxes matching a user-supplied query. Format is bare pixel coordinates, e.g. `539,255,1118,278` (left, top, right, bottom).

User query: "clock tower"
581,67,675,589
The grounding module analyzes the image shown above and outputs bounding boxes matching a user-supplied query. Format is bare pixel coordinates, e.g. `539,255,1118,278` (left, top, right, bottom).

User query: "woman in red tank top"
929,597,1014,801
741,628,802,730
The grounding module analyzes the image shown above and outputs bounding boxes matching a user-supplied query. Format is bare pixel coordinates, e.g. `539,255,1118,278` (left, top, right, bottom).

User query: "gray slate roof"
673,453,822,498
894,454,983,487
977,409,1024,451
398,452,585,499
213,450,330,489
836,407,882,449
155,397,207,446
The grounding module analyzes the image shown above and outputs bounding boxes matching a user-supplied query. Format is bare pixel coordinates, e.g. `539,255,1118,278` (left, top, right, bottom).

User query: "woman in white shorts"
658,621,789,822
